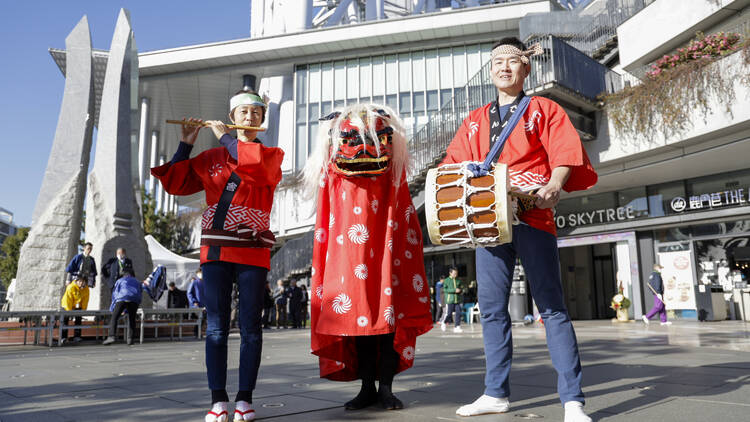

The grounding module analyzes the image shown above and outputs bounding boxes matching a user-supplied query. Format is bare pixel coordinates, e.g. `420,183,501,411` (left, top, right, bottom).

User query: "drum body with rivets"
425,162,512,248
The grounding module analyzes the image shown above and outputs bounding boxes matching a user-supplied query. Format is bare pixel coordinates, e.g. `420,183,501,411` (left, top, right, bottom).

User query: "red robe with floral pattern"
442,96,597,236
310,167,433,381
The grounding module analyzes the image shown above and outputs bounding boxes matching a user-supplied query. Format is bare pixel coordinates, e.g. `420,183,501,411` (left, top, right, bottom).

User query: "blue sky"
0,1,252,227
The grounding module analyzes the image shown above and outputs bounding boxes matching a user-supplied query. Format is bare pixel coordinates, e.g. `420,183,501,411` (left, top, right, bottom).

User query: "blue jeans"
476,224,584,404
202,261,267,392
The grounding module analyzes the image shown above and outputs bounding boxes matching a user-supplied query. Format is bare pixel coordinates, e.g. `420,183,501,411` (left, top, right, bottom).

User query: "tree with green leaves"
141,190,195,255
0,227,29,289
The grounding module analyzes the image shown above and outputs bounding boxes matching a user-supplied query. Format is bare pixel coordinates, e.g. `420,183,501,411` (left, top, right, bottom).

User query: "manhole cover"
515,413,544,419
292,382,310,388
262,403,285,408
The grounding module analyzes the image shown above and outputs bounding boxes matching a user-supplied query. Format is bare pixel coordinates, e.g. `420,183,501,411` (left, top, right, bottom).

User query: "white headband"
491,43,543,64
230,93,266,112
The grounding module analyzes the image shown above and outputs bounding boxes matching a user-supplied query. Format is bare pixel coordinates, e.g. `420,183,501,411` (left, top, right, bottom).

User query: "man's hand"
534,180,562,209
455,288,462,294
180,117,203,145
205,120,231,141
535,166,571,209
193,302,199,307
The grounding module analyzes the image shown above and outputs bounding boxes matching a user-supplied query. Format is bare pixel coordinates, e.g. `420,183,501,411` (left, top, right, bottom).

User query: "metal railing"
520,0,655,58
407,35,619,184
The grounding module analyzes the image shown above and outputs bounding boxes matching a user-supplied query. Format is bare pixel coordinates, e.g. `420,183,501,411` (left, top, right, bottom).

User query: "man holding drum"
442,37,597,422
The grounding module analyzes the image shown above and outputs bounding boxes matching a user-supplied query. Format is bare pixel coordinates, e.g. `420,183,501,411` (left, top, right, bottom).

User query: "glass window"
385,94,397,111
452,45,467,87
334,60,346,101
398,53,411,92
372,56,385,98
334,99,345,110
399,92,411,116
426,90,439,112
425,49,439,91
295,123,306,170
308,122,319,158
385,55,398,95
647,180,685,217
308,103,320,124
412,50,425,92
347,59,358,101
481,42,493,64
466,44,482,81
413,91,425,114
321,62,333,103
439,48,453,89
309,63,321,103
296,104,306,124
359,57,371,100
618,186,649,218
295,67,307,104
440,88,452,110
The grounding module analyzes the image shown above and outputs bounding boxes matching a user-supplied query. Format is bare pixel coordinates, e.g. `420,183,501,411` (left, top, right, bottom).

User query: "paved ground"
1,320,749,421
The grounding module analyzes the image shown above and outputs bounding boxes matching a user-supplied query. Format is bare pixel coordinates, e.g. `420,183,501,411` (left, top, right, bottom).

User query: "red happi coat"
442,96,597,236
151,142,284,268
310,167,433,381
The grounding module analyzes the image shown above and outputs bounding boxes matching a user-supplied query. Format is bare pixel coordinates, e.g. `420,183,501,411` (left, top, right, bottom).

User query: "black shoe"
378,385,403,410
344,387,378,410
102,337,116,345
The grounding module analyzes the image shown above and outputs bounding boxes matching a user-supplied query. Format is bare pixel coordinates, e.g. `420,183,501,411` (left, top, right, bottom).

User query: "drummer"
441,37,597,422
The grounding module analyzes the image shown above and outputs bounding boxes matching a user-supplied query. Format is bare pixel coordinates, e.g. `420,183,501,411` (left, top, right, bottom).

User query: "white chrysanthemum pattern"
315,286,323,299
404,250,412,259
406,229,418,245
405,205,415,223
387,238,393,252
354,264,368,280
332,293,352,314
371,200,379,213
357,316,369,327
384,287,392,296
402,346,415,361
418,296,428,303
347,224,370,244
384,306,395,326
412,274,424,293
314,228,327,243
336,234,344,245
329,213,335,228
394,259,401,266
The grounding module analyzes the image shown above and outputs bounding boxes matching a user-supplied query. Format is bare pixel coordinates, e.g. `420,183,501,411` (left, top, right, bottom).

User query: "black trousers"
355,333,398,386
109,301,139,338
62,316,82,339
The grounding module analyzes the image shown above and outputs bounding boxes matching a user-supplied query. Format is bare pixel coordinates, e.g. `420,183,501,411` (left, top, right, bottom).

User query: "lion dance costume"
303,104,432,410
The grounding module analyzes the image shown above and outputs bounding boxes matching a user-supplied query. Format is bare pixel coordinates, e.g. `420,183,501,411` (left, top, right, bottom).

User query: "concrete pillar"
148,130,159,196
137,97,150,188
156,155,166,212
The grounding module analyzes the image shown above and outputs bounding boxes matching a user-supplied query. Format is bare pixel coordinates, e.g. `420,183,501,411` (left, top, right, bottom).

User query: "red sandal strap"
234,408,255,415
207,410,228,417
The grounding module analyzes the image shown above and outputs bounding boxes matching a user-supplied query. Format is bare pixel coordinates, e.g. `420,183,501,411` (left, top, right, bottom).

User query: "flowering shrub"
647,32,742,77
610,289,631,312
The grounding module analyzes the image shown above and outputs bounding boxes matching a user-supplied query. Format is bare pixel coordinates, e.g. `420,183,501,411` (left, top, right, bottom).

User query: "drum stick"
508,191,539,202
166,119,266,132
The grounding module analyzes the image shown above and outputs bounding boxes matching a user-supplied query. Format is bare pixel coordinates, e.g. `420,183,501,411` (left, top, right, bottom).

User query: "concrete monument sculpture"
86,9,152,310
12,17,95,310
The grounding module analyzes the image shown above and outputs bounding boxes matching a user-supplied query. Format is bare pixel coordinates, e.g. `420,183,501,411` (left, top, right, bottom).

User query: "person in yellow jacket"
60,278,89,345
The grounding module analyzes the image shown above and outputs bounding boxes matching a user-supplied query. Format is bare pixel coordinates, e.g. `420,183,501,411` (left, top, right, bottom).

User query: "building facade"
50,0,750,320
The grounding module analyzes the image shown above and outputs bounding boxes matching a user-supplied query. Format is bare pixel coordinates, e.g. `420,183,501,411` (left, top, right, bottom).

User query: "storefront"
556,168,750,321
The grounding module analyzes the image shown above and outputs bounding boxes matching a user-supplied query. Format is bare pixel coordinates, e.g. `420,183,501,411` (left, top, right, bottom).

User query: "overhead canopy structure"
145,235,200,307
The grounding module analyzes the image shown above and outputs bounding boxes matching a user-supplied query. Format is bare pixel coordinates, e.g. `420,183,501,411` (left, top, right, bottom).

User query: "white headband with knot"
491,43,543,64
230,93,266,113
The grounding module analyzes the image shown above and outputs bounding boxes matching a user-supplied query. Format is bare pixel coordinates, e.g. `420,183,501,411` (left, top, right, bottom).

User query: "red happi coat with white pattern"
151,142,284,268
310,166,433,381
442,96,597,236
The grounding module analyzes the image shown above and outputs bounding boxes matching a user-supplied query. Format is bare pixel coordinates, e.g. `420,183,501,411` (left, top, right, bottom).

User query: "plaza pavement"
1,320,749,421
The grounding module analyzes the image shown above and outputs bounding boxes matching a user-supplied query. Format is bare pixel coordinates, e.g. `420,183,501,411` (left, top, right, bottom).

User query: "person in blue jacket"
103,269,151,345
188,268,205,308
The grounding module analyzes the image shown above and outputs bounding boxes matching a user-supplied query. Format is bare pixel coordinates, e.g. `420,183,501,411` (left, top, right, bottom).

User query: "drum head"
425,167,443,245
492,163,513,245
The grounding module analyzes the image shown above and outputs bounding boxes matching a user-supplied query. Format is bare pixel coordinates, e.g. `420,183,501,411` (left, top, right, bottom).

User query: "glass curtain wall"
293,42,493,171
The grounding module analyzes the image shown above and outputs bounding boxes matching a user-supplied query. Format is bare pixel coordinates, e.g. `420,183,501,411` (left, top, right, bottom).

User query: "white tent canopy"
145,235,200,308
